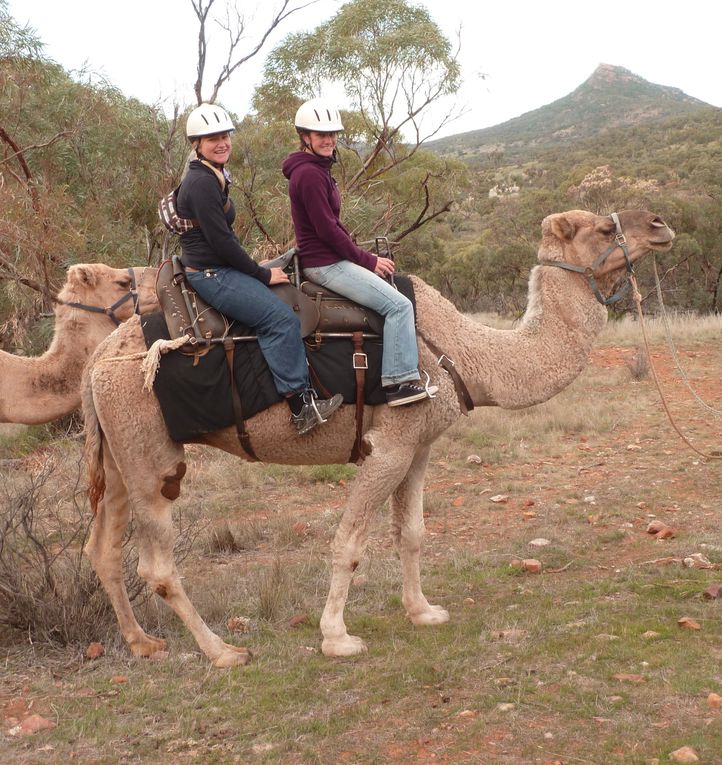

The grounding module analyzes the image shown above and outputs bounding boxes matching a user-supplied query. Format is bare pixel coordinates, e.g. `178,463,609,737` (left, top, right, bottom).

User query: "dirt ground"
1,335,721,764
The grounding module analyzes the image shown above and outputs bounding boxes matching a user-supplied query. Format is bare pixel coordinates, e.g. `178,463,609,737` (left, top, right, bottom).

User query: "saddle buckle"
352,352,368,370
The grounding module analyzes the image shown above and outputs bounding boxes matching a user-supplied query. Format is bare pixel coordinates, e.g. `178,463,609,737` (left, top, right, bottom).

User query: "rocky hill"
430,64,712,163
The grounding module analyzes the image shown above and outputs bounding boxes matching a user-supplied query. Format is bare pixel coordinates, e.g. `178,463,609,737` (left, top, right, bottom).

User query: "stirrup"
422,370,438,399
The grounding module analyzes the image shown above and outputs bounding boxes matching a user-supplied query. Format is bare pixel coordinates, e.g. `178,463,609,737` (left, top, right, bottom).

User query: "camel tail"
81,371,106,513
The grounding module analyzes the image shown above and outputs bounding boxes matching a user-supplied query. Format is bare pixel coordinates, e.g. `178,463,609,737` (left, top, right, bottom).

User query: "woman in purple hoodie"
282,98,436,407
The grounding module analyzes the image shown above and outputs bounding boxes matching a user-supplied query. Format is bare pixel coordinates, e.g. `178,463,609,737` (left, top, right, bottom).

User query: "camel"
0,264,158,425
81,209,674,667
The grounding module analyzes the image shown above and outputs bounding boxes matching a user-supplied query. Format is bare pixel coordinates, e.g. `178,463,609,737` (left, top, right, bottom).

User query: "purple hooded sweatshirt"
282,151,377,271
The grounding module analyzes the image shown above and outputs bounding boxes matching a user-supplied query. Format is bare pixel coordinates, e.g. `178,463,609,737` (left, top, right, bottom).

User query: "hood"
282,151,334,179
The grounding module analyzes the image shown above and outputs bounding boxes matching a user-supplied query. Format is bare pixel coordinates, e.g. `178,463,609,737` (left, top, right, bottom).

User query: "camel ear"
68,264,99,288
549,215,576,243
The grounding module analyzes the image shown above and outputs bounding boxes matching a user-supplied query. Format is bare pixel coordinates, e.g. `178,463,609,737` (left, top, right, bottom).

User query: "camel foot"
321,634,368,657
128,634,168,658
212,643,252,668
408,604,450,626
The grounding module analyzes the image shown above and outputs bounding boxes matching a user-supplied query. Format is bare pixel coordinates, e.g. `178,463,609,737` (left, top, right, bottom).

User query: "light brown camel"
0,264,157,424
81,210,674,667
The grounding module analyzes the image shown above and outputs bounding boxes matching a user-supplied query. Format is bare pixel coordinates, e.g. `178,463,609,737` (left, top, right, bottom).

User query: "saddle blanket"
141,275,415,442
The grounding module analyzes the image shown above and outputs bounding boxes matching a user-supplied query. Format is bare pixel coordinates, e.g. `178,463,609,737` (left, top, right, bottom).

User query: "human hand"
374,256,395,278
268,267,290,285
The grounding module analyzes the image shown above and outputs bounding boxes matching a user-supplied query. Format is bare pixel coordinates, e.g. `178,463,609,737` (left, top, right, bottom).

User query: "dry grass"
0,314,720,764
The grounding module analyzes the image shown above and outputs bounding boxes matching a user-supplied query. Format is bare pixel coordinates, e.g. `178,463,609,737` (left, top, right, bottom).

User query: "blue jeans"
303,261,419,387
186,267,308,396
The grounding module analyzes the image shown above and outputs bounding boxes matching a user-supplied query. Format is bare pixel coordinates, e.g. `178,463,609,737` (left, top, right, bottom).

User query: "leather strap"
417,331,475,416
350,331,367,463
223,337,259,461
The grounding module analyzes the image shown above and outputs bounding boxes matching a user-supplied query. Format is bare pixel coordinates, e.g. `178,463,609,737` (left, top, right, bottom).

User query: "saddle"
155,253,384,348
154,254,391,463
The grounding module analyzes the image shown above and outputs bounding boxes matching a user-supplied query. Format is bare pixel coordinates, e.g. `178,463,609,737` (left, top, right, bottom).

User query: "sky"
8,0,721,138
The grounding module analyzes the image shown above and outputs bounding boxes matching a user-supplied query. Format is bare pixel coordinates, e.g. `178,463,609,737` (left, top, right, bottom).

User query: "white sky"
9,0,721,138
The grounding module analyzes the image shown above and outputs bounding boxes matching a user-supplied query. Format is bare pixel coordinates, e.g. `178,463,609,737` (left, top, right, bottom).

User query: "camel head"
539,209,674,305
57,263,159,324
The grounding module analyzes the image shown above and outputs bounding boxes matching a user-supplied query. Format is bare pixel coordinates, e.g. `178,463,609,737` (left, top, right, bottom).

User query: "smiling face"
302,130,338,157
196,131,232,165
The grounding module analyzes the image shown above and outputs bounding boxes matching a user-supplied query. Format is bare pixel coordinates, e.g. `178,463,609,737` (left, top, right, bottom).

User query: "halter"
539,212,634,306
58,266,145,325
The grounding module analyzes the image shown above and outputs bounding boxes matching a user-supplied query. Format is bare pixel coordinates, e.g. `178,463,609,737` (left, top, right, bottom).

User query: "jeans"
303,261,419,387
186,267,308,396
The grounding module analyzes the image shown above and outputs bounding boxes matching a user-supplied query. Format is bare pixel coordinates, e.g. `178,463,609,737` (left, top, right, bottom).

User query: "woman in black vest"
177,103,341,434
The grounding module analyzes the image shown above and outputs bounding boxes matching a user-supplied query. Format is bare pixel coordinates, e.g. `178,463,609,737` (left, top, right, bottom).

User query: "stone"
668,746,699,763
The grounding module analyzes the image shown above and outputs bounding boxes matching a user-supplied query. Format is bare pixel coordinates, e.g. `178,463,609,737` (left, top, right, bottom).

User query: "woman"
282,98,436,407
177,102,342,435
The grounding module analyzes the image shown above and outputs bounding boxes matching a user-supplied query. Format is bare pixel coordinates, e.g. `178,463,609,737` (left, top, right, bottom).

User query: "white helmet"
294,98,344,132
186,103,235,140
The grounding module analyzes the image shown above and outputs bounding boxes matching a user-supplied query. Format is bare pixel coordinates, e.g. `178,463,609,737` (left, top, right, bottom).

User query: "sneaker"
386,381,438,407
291,391,344,435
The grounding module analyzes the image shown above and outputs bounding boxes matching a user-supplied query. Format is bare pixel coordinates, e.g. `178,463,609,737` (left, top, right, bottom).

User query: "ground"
1,319,720,764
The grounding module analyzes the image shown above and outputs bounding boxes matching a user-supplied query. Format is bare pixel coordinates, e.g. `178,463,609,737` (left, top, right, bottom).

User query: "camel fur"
0,264,157,424
81,210,674,667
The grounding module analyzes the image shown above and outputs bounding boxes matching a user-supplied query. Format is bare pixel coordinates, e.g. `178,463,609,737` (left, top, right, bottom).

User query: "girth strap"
350,331,367,464
418,331,474,416
223,337,259,462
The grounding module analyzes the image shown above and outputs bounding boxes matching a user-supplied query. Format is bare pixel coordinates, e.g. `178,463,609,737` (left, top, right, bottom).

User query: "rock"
528,538,551,547
642,630,661,640
490,494,509,503
452,495,465,507
352,574,368,588
466,454,482,464
702,584,722,600
646,520,667,534
496,703,515,712
682,553,712,569
289,613,308,628
655,526,676,540
668,746,699,763
522,559,542,573
708,692,722,708
7,714,56,737
677,617,701,630
463,597,475,605
457,709,476,718
85,642,104,660
227,616,252,633
110,675,128,684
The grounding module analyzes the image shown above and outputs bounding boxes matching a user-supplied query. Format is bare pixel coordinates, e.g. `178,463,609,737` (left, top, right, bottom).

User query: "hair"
296,128,310,151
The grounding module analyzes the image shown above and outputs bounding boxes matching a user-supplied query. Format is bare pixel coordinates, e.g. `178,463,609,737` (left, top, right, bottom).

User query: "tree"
253,0,463,245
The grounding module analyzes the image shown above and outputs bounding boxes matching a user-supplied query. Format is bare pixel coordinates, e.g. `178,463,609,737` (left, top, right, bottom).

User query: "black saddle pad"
141,275,415,443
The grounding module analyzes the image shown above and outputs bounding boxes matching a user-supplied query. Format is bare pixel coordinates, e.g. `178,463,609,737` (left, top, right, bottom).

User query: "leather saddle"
155,253,384,351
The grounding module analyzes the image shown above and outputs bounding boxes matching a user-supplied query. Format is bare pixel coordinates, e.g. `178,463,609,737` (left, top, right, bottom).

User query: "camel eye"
115,279,131,289
598,222,615,236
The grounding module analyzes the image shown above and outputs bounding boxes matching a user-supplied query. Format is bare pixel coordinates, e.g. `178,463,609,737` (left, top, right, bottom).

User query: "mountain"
429,64,712,163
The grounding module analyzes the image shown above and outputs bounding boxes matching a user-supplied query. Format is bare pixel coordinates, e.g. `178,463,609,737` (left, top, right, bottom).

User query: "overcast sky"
9,0,721,138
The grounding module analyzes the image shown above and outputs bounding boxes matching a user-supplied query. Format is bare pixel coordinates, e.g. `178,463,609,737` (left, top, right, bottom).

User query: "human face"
304,130,338,157
197,131,232,165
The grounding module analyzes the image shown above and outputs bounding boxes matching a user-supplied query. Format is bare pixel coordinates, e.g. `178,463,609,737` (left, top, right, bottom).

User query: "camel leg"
320,442,416,657
85,444,168,657
127,483,251,668
390,444,449,626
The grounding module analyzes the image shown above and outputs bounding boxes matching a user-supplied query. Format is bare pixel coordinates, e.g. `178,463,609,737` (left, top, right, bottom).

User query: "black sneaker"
291,391,344,435
386,381,438,407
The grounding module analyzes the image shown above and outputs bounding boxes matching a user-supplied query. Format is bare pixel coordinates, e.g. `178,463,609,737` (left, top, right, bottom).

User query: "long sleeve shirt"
177,160,270,285
282,151,377,272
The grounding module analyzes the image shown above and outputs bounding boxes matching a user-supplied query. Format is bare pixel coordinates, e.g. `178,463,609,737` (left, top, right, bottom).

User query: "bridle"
539,212,634,306
57,266,146,325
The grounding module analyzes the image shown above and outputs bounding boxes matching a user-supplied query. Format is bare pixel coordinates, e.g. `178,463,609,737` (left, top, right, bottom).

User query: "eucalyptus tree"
252,0,466,252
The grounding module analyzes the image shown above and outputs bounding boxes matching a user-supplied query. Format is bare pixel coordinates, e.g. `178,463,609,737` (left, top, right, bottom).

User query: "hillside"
430,64,712,163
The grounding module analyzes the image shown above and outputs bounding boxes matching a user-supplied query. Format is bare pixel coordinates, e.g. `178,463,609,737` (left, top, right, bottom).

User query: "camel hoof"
212,644,252,668
408,605,450,626
128,635,168,658
321,634,368,657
